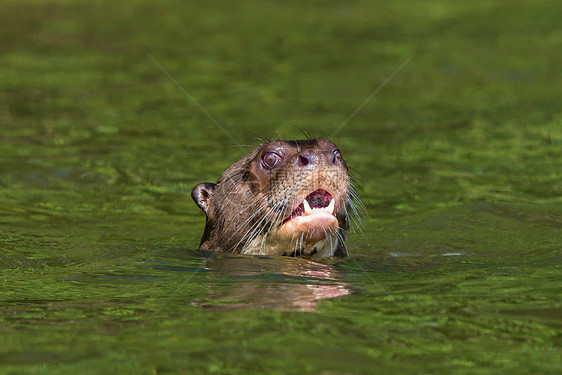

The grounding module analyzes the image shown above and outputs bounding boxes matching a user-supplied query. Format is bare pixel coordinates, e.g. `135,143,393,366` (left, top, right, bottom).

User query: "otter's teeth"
303,199,312,215
327,198,335,214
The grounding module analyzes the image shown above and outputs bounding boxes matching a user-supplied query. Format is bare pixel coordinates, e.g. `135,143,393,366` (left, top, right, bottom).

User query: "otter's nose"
296,152,325,167
297,154,310,166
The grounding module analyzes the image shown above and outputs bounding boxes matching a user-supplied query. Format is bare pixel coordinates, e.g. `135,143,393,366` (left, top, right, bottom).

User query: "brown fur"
191,139,350,256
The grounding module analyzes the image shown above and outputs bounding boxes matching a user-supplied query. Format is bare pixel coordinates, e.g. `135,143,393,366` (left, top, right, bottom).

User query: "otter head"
192,138,350,257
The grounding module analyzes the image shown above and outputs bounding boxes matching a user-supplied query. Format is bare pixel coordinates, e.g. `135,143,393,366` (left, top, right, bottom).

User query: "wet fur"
193,139,351,256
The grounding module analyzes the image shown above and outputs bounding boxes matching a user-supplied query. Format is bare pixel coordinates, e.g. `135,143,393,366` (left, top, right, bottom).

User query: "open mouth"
277,188,339,244
289,189,335,220
263,188,341,254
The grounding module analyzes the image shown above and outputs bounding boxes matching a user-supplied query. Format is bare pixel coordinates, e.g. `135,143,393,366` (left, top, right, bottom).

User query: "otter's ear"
191,183,215,213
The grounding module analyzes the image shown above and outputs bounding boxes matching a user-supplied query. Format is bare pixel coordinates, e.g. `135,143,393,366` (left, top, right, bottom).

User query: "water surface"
1,0,560,374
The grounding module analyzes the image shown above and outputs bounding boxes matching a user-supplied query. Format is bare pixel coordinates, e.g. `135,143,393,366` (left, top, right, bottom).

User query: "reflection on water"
195,255,352,312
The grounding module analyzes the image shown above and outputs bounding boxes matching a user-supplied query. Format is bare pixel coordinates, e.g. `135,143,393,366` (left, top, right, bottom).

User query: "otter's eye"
262,152,281,169
333,150,342,164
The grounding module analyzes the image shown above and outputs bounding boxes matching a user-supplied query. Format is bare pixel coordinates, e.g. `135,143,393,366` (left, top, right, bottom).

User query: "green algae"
0,0,560,374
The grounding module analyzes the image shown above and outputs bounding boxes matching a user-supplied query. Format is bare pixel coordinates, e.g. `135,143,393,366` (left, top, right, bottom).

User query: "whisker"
144,50,239,145
332,52,416,137
238,200,286,251
336,230,348,255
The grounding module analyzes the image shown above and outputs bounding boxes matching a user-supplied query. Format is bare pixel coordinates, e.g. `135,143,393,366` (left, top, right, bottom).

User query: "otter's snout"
296,150,341,169
297,154,310,166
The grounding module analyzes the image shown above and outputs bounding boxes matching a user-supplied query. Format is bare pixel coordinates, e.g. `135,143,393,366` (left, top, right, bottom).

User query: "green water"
1,0,560,373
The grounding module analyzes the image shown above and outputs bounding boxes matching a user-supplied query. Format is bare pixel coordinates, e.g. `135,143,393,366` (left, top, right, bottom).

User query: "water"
1,0,561,374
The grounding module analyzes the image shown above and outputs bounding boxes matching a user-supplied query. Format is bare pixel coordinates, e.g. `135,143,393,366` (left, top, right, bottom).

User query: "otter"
191,138,351,257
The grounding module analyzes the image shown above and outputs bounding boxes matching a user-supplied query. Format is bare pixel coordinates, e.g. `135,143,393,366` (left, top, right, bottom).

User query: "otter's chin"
241,189,343,256
277,207,339,243
279,188,340,245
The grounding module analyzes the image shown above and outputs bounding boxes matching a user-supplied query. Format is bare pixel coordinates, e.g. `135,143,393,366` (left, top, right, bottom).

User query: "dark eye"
333,150,342,164
262,152,281,169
